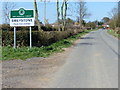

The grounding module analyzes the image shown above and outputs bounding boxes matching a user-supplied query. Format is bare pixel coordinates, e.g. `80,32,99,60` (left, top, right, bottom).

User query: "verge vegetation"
2,29,95,60
108,29,120,39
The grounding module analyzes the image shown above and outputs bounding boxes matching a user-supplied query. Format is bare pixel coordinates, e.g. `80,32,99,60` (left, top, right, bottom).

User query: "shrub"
2,29,83,47
41,24,57,31
2,23,83,47
1,24,58,31
115,27,120,34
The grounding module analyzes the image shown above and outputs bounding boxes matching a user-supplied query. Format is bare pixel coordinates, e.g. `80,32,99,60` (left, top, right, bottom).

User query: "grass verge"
107,29,120,39
2,29,96,60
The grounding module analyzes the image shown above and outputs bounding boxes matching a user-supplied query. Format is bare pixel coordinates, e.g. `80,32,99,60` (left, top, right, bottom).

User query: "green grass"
2,29,96,60
108,29,120,39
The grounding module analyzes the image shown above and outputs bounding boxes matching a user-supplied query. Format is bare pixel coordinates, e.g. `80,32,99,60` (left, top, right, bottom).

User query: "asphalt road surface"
46,29,118,88
2,29,119,88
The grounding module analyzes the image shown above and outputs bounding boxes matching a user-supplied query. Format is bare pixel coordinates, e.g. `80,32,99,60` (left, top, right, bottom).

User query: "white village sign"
10,8,35,26
10,8,35,48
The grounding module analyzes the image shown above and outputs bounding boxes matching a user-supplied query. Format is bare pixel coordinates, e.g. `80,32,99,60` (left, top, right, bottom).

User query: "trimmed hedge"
1,24,58,31
2,29,83,47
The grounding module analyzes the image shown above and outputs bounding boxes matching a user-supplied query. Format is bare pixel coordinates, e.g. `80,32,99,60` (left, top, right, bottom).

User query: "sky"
0,1,118,24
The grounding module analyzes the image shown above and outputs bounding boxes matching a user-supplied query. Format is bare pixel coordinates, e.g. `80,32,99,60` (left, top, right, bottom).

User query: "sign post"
14,27,16,48
30,27,32,48
10,8,35,48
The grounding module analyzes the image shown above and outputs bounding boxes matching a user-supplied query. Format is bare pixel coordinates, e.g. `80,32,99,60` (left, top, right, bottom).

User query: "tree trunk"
61,0,67,31
34,0,41,31
79,2,83,29
44,0,46,25
113,18,116,29
63,1,67,31
57,0,60,31
61,2,64,31
77,0,88,29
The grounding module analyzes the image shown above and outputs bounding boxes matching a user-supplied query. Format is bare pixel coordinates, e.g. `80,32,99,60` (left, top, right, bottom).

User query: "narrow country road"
2,29,119,88
46,29,118,88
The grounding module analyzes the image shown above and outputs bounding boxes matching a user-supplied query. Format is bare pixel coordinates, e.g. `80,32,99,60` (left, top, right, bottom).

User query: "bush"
1,24,57,31
2,29,83,47
2,31,29,46
1,24,30,31
41,24,57,31
115,27,120,34
2,23,83,47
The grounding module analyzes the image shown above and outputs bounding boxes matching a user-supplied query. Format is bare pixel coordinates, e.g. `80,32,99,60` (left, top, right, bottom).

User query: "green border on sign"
10,8,34,18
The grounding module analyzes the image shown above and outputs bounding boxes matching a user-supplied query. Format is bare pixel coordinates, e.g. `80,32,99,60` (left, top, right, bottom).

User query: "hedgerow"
2,29,83,47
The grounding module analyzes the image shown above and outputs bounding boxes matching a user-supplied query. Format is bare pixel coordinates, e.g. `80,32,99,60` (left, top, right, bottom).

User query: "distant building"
102,23,110,29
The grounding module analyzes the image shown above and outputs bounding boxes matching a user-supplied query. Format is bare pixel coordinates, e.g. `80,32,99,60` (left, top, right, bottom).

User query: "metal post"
14,27,16,49
30,27,32,48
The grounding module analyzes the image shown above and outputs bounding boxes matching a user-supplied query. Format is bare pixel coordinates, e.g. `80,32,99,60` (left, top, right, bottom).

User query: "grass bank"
2,29,96,60
108,29,120,39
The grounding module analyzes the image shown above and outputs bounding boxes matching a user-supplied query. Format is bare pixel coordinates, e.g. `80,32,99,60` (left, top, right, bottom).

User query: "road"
2,29,119,88
46,29,118,88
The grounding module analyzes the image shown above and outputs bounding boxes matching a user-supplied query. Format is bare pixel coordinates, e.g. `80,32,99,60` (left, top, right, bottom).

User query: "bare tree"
34,0,42,31
2,1,16,24
44,0,47,25
41,0,51,25
41,0,50,25
109,7,118,29
109,7,118,18
56,0,60,30
118,1,120,27
102,17,110,24
61,0,68,31
109,2,120,31
76,0,90,28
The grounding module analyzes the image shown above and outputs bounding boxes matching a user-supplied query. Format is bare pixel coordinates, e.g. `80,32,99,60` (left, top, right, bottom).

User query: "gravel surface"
2,42,76,88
